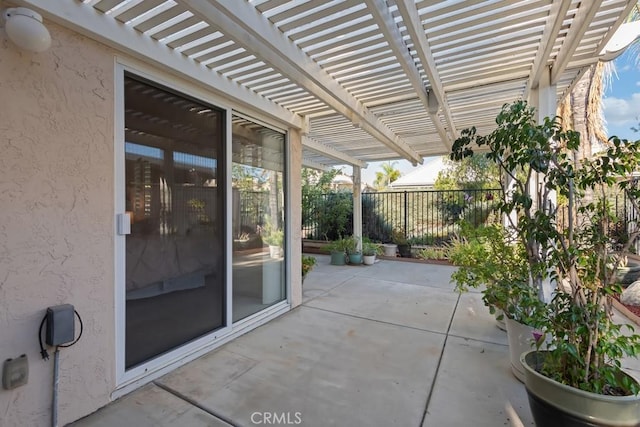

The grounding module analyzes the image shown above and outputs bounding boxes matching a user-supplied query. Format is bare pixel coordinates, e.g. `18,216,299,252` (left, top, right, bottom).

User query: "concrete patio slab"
304,276,458,333
423,336,533,427
69,260,546,427
348,258,458,290
157,306,445,426
72,383,232,427
449,292,508,346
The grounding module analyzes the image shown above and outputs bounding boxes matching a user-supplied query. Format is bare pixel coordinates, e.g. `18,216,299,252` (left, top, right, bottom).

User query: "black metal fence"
302,189,501,245
234,190,269,235
556,180,640,253
301,185,640,251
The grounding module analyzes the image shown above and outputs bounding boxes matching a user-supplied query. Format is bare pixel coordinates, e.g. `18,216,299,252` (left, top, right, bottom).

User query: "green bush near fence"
303,189,500,245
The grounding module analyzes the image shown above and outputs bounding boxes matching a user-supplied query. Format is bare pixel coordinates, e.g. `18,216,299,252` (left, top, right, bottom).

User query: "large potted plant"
449,220,545,380
452,100,640,426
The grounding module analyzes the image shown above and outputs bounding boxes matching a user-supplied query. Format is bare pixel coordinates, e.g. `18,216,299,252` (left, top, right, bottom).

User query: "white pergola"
15,0,640,171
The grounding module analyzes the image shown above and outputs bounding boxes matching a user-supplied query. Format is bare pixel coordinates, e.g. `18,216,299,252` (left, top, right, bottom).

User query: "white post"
353,166,362,251
529,66,557,302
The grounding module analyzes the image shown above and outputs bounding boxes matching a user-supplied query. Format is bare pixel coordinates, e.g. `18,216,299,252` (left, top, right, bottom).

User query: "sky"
346,49,640,186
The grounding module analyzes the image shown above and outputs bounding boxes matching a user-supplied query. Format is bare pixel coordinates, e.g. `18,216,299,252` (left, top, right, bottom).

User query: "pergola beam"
395,0,458,140
182,0,423,165
17,0,305,131
557,0,636,102
302,136,368,169
365,0,451,151
550,0,604,84
524,0,572,99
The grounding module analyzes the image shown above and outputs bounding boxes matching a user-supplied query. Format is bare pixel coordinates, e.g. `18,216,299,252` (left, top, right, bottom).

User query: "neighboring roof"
332,174,354,185
389,156,449,188
34,1,637,169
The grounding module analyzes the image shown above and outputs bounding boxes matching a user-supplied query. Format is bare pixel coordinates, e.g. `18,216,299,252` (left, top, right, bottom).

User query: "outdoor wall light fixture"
2,7,51,53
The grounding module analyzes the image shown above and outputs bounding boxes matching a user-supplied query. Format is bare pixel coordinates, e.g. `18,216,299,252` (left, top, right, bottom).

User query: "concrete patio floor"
72,255,538,427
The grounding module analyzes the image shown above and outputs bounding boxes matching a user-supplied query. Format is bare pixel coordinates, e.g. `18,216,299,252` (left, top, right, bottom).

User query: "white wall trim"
113,60,126,386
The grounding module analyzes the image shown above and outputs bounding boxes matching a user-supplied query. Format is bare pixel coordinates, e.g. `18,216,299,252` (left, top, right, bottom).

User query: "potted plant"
362,239,381,265
392,228,411,257
452,100,640,426
343,236,362,265
325,237,350,266
448,220,545,380
302,255,316,282
262,224,283,259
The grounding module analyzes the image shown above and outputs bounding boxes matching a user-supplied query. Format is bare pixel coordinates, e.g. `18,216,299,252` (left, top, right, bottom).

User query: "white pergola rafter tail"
556,0,636,102
364,0,451,151
182,0,423,165
550,0,604,84
16,0,304,130
395,0,458,140
302,136,368,169
524,0,572,99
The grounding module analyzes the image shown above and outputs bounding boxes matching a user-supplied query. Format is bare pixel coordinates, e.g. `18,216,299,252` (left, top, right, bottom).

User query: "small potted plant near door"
302,255,317,282
453,100,640,426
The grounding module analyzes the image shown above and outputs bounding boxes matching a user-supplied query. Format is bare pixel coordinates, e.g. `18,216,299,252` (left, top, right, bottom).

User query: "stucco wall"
0,20,116,426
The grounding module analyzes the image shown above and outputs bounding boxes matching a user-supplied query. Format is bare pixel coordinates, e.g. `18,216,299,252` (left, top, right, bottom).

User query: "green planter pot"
330,251,346,266
347,252,362,265
521,350,640,427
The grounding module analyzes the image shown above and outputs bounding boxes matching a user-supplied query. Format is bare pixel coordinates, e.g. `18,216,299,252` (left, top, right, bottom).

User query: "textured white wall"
0,20,116,426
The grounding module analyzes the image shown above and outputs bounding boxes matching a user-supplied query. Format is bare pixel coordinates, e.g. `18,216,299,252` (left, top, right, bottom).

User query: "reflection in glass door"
123,74,225,369
231,115,286,321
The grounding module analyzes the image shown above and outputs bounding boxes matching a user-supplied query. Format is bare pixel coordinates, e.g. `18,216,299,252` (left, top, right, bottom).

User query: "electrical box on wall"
45,304,75,346
2,354,28,390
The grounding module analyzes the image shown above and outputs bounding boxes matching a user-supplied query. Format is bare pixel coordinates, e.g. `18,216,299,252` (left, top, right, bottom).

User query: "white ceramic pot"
269,245,282,259
382,244,397,257
363,255,376,265
505,317,536,383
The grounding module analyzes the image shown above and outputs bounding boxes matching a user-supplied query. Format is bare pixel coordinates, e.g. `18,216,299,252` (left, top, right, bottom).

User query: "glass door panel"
124,74,225,369
231,115,286,321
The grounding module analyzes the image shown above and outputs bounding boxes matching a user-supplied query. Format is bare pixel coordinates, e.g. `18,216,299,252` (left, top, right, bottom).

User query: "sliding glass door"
231,115,286,321
123,74,226,369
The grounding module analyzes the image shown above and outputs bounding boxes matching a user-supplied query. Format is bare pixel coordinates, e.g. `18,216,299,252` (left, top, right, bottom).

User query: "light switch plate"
3,354,28,390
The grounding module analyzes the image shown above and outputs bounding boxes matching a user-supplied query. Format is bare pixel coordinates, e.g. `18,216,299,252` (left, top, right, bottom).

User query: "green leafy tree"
434,154,500,190
374,161,401,189
302,168,341,233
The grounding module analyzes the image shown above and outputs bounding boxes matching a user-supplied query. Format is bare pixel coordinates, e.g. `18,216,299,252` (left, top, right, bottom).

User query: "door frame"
113,59,291,394
113,60,236,388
